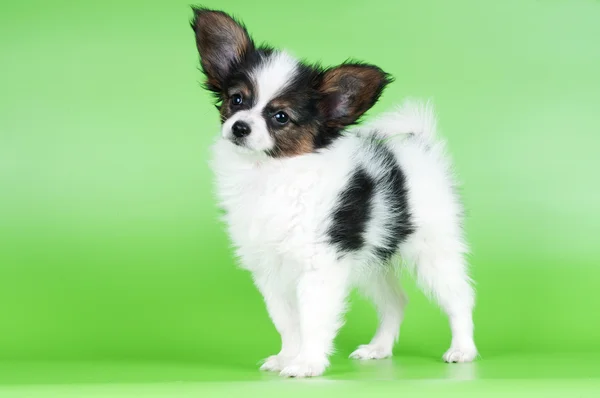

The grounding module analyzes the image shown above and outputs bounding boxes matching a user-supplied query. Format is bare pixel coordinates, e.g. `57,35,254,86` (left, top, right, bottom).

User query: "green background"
1,0,600,396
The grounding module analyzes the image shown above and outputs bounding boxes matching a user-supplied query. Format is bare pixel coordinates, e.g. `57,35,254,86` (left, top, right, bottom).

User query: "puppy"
190,7,478,377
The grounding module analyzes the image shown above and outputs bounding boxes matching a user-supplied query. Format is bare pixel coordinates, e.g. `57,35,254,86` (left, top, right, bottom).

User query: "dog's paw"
279,357,329,378
259,355,288,372
443,344,478,363
349,344,392,360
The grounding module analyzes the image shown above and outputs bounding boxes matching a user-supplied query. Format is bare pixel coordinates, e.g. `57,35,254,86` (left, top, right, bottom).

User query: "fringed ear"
319,63,392,128
191,8,255,92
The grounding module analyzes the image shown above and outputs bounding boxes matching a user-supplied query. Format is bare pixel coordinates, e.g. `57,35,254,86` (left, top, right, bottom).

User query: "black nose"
232,121,251,138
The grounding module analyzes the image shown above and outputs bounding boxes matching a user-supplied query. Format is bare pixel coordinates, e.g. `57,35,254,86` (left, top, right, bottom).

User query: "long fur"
210,97,477,376
192,8,477,378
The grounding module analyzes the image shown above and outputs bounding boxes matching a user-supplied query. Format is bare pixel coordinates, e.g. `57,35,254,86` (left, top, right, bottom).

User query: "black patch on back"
370,140,415,261
327,168,375,253
327,137,414,262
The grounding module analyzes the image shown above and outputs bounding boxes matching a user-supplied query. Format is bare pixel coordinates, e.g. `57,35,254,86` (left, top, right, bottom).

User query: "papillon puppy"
190,8,478,377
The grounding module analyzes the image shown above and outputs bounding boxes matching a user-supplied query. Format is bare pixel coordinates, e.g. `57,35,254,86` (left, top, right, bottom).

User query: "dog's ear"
191,8,254,91
318,63,392,128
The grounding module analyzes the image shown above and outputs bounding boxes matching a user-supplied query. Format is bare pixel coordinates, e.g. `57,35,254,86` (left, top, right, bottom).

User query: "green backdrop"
1,0,600,396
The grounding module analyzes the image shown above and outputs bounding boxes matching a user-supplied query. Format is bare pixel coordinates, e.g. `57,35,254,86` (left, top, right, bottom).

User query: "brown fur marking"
319,65,390,127
269,122,319,157
192,9,253,90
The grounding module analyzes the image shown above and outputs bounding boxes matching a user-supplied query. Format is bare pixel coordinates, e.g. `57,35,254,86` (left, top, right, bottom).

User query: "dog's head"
191,8,392,157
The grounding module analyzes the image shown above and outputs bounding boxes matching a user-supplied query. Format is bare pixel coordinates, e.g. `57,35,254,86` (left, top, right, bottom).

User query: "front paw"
279,357,329,378
260,355,289,372
443,343,478,363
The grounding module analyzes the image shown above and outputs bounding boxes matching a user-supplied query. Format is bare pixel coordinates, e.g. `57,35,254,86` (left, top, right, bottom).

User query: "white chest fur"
209,139,353,272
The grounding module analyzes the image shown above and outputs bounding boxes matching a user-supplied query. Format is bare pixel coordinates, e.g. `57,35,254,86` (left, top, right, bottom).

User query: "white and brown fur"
191,8,478,377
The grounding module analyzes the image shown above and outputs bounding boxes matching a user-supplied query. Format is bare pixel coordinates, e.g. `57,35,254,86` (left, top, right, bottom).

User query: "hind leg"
350,269,407,360
401,237,478,363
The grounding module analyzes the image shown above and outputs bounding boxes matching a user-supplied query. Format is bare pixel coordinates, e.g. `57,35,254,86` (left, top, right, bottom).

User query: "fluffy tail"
357,98,437,141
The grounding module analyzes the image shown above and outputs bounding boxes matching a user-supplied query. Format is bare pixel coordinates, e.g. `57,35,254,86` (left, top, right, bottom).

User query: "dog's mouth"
230,136,246,147
229,137,258,155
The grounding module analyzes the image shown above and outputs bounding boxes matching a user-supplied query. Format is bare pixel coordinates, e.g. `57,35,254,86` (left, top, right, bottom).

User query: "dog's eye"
273,111,289,125
231,93,243,106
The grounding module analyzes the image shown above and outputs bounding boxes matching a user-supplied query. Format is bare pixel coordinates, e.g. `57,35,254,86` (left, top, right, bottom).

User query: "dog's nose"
232,121,251,138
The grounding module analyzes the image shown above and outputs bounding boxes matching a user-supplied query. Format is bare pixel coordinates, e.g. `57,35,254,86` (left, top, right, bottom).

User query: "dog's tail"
357,98,437,142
